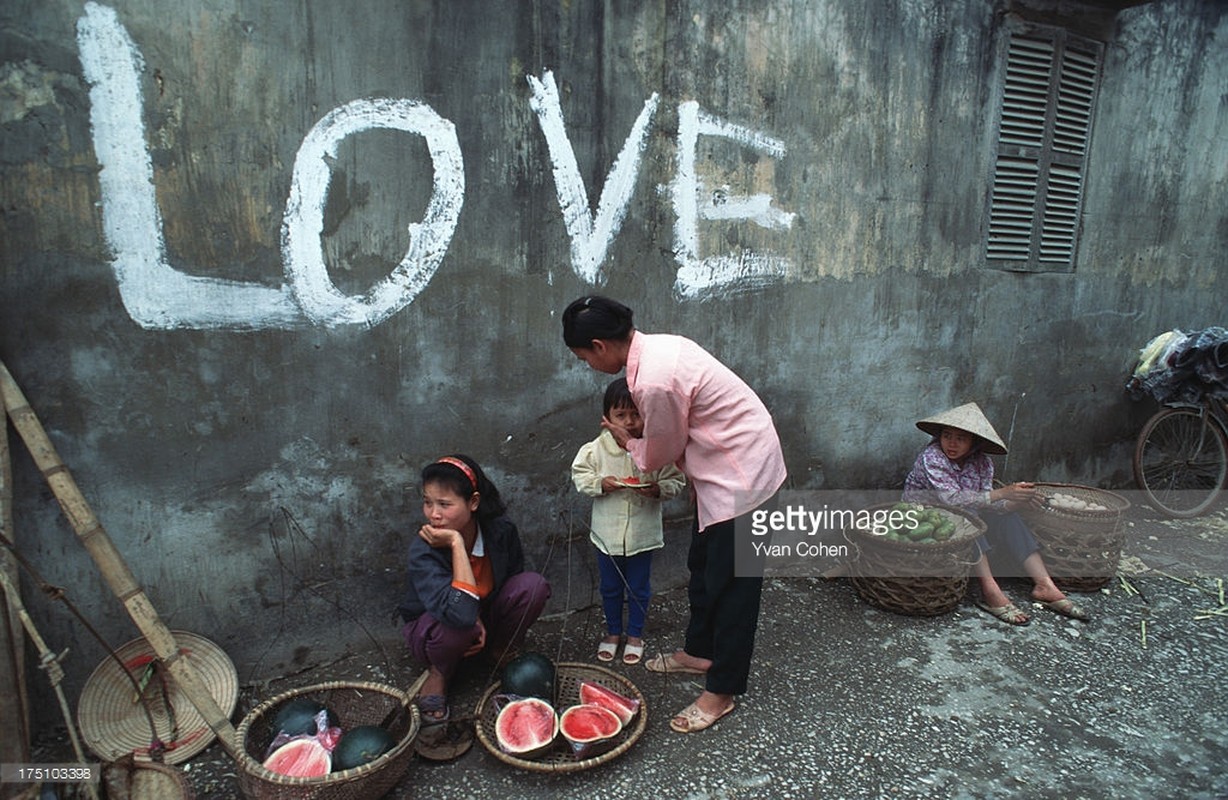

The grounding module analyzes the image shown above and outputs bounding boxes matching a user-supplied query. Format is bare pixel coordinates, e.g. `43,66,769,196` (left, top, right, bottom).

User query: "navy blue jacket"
398,515,526,628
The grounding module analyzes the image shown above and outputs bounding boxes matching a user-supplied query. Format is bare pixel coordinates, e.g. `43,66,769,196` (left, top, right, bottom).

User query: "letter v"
526,71,658,286
77,2,305,330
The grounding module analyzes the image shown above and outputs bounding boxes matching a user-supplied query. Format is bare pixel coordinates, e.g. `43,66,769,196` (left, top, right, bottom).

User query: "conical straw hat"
915,402,1008,455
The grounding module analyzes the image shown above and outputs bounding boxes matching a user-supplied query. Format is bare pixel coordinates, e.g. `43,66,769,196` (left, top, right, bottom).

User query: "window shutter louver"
986,28,1102,272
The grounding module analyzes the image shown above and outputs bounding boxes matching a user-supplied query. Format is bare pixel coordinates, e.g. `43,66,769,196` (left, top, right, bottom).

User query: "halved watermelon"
559,703,622,758
263,737,331,777
578,680,640,725
494,697,558,758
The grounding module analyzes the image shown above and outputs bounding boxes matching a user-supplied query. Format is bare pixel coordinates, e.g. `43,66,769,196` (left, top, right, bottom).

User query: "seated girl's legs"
402,613,481,681
482,571,552,658
981,511,1039,570
402,613,480,716
981,511,1066,602
595,550,627,637
622,551,654,640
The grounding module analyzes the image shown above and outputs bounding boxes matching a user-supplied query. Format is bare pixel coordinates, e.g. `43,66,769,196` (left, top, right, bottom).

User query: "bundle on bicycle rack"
1020,483,1130,592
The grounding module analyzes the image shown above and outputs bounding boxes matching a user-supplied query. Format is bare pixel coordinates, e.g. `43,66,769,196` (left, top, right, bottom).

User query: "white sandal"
622,641,644,665
596,639,618,662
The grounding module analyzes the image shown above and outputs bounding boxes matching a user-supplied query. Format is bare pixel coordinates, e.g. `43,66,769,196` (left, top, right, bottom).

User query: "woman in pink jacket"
562,295,787,734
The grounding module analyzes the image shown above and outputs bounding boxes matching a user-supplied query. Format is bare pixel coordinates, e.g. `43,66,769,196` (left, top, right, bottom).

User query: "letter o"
282,98,464,327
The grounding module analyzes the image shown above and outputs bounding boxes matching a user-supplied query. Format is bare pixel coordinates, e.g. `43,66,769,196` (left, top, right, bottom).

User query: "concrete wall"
1,0,1225,718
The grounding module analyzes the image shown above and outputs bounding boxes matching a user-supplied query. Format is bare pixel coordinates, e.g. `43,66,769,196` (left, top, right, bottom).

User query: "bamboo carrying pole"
0,360,238,757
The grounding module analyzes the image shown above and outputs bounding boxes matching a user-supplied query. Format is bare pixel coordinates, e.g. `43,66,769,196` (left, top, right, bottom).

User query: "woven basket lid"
78,631,238,765
916,402,1008,455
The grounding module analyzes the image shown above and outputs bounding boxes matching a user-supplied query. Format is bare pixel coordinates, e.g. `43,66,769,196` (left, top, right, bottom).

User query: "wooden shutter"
987,29,1102,271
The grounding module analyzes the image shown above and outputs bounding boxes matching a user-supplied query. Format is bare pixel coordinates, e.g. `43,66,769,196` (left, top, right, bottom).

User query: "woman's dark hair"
562,296,634,349
602,377,635,417
421,454,506,523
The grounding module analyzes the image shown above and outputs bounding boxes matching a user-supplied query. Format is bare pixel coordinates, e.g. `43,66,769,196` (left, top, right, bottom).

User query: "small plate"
611,478,655,489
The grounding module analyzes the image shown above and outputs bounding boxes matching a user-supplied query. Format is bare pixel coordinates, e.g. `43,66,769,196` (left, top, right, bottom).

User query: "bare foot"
667,650,712,672
419,668,448,721
1031,586,1067,604
692,690,735,717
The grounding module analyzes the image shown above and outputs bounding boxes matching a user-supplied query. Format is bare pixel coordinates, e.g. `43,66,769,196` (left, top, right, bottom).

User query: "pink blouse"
625,331,786,531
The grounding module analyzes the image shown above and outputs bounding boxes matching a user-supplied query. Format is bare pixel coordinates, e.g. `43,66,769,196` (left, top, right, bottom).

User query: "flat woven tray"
234,681,420,800
474,662,646,773
77,631,238,765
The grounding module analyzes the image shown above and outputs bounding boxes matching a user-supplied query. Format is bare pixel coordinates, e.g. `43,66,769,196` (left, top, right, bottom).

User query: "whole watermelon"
270,697,339,737
500,652,555,700
331,725,396,771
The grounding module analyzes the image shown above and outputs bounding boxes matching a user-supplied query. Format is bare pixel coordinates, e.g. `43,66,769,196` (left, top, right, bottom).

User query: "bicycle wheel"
1133,406,1228,517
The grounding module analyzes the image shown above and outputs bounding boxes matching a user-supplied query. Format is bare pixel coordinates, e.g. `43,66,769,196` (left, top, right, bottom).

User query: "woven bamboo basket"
847,504,985,616
1021,483,1131,592
234,681,419,800
474,662,646,773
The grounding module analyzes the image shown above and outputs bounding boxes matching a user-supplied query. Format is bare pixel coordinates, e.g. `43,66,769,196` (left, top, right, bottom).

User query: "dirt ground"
27,503,1228,800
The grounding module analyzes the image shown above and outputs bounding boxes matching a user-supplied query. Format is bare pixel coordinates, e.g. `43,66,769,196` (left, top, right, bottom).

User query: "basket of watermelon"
233,681,419,800
474,654,647,773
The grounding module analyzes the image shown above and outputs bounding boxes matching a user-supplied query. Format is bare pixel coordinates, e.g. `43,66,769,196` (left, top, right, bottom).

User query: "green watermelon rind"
330,725,396,772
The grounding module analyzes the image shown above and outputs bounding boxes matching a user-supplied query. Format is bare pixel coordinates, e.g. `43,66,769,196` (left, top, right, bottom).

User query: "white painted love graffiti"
77,2,796,330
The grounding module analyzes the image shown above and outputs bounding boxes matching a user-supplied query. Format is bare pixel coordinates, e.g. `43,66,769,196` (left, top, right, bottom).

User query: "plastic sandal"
596,639,618,662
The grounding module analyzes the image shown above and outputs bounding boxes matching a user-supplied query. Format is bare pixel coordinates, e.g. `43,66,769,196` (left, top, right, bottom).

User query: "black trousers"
683,511,766,696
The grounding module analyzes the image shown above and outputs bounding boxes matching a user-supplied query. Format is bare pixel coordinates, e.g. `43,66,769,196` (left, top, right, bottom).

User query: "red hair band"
436,457,478,492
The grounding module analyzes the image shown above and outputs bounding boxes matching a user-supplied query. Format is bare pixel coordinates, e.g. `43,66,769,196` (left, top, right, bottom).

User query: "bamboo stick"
0,570,99,800
0,360,237,757
1,409,34,800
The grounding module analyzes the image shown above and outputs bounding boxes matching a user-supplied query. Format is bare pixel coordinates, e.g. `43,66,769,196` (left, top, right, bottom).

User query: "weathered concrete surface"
1,0,1226,731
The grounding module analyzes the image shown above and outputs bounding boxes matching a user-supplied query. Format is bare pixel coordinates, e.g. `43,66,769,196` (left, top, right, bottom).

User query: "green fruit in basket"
909,523,934,540
271,697,339,737
500,652,556,700
917,537,937,544
331,725,396,772
933,527,952,542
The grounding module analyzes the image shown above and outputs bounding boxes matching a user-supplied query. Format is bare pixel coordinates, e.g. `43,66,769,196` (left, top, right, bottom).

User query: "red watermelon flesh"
263,737,331,777
559,704,622,758
559,704,622,742
494,697,559,756
578,680,640,725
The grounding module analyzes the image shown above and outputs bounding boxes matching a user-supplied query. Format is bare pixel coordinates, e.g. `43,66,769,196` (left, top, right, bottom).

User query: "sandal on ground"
596,639,619,662
975,600,1030,626
644,652,707,675
622,641,644,665
669,700,735,733
1039,597,1091,621
417,694,450,726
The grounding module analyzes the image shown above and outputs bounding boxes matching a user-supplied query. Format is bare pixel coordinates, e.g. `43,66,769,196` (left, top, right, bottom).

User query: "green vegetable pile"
881,503,958,544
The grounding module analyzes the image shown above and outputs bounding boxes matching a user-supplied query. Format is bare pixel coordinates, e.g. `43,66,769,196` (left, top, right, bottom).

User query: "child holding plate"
572,378,687,665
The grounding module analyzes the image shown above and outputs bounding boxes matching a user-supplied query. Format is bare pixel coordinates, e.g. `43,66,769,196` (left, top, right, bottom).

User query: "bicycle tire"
1133,406,1228,517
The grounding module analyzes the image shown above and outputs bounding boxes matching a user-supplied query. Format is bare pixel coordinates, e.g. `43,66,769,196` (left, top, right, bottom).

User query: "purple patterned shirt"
902,441,1004,516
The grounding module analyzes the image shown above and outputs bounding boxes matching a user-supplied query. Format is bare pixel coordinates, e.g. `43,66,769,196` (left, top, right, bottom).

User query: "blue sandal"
417,694,450,726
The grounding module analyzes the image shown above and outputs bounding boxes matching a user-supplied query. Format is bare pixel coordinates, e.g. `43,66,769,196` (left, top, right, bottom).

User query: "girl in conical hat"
903,403,1090,625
